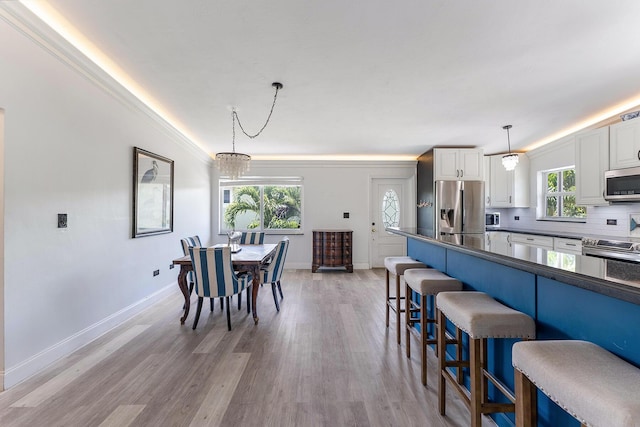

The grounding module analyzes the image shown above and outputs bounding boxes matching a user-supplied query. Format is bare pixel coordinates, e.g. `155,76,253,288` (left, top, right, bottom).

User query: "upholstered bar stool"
437,291,536,427
384,256,427,345
404,268,463,386
512,340,640,427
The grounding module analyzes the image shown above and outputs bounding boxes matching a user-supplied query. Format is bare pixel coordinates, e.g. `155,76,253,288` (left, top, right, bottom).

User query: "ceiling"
17,0,640,159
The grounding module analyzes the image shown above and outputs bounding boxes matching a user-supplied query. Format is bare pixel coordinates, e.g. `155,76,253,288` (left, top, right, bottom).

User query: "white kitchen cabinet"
575,127,609,205
577,256,605,279
488,153,530,207
434,148,484,181
553,237,582,254
510,233,554,249
484,156,492,207
486,231,512,256
610,119,640,170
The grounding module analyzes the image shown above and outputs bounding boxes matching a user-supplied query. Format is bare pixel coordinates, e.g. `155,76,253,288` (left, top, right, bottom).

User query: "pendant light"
501,125,519,171
215,82,283,179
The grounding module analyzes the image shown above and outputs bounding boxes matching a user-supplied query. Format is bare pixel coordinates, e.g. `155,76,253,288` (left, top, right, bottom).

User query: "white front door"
370,178,411,268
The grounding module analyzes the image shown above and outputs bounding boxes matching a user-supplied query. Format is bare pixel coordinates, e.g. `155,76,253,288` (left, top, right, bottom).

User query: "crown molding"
0,2,213,165
248,159,417,169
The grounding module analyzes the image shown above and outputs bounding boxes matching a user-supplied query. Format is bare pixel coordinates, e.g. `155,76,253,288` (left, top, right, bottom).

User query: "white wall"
0,109,5,389
211,160,417,269
0,17,212,387
496,134,640,238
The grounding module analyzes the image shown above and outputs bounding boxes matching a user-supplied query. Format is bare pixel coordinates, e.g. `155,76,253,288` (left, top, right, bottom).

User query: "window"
220,177,302,233
543,167,586,219
546,250,576,272
382,189,400,228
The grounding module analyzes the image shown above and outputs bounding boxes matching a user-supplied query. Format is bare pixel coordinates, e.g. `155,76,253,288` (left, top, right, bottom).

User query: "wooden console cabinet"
312,229,353,273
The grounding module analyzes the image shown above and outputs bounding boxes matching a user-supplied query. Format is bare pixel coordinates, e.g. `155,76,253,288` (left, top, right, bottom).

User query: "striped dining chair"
260,237,289,312
180,235,223,312
240,231,265,245
188,246,252,331
180,236,201,298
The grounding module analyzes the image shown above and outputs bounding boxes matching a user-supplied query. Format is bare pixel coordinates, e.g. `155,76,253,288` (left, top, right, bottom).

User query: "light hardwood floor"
0,269,493,427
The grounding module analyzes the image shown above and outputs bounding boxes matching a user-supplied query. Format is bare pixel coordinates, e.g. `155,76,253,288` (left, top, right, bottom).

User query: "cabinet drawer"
553,238,582,254
509,233,553,249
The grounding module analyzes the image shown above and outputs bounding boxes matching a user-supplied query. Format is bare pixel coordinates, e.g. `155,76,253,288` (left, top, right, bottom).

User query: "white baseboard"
4,282,177,389
285,263,370,270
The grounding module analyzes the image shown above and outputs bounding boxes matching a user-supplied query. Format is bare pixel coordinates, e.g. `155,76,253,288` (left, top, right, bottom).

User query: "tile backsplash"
492,204,640,239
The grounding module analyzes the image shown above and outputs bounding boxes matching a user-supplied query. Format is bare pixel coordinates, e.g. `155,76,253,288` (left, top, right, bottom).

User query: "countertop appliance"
582,237,640,263
604,166,640,202
435,180,485,235
485,212,500,227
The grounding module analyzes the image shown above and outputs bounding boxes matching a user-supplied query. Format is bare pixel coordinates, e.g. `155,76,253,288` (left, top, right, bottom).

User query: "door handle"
461,169,464,178
456,170,460,178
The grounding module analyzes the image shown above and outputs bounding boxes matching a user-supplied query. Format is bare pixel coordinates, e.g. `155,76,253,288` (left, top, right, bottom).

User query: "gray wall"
0,16,212,387
0,12,418,388
210,160,417,269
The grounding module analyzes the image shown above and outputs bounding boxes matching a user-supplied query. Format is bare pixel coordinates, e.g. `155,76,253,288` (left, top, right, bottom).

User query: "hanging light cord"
503,124,513,154
231,82,282,152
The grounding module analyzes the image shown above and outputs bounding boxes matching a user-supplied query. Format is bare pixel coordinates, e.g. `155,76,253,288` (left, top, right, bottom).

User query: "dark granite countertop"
388,227,640,306
485,226,640,245
485,226,583,240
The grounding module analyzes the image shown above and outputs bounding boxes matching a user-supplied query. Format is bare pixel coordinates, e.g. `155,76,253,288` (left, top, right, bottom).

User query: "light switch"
58,213,68,228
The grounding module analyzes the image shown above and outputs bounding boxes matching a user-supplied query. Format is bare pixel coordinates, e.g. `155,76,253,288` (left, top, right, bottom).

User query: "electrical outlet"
153,269,159,276
514,216,520,221
607,219,617,225
169,264,175,269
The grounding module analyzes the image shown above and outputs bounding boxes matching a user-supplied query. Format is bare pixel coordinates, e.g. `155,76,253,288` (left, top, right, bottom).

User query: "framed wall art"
132,147,174,238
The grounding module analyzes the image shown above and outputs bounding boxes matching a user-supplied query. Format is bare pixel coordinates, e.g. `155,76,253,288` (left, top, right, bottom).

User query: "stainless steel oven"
582,237,640,263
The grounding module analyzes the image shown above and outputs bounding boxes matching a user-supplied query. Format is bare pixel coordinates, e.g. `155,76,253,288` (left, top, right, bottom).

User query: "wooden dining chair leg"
182,280,195,310
209,298,214,312
246,286,252,314
219,297,224,311
192,297,204,330
226,296,232,331
271,283,280,312
277,280,283,299
237,291,242,310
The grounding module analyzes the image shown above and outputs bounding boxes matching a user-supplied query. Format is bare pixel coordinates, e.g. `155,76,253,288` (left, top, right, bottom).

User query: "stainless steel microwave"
485,212,500,226
605,166,640,202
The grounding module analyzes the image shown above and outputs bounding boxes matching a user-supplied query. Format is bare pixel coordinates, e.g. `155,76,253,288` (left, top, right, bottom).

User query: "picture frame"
132,147,174,238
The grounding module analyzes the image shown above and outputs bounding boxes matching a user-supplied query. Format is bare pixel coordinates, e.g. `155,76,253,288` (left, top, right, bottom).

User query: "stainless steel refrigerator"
435,180,485,235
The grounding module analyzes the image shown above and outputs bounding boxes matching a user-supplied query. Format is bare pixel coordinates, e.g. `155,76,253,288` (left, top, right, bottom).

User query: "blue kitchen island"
389,228,640,427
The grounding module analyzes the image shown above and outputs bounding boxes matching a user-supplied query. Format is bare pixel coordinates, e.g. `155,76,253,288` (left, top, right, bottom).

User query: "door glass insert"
382,189,400,229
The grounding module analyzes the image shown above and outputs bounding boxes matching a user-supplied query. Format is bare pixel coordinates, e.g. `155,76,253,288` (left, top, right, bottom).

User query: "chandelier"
215,82,283,179
501,124,519,171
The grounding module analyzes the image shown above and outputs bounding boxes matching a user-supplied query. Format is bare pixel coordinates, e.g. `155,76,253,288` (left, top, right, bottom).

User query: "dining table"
172,243,277,325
